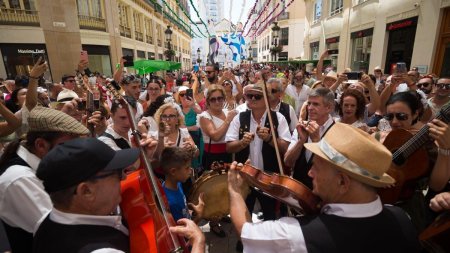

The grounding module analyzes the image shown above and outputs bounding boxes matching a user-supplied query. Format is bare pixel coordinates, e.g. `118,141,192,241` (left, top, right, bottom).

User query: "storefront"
310,41,319,60
82,45,112,76
137,50,145,59
148,52,155,60
384,16,418,74
0,43,52,80
326,36,339,68
350,28,373,73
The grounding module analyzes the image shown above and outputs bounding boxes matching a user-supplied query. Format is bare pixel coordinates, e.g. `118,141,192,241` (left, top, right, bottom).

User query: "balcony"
78,15,106,32
0,8,40,26
119,25,131,38
277,12,289,21
146,35,153,44
135,31,143,42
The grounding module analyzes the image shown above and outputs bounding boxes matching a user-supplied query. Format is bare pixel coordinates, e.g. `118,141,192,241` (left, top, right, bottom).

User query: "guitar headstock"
105,81,127,108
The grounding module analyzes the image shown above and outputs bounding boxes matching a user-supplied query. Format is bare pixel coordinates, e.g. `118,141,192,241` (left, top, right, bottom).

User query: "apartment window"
280,28,289,46
4,0,36,10
330,0,343,16
118,3,129,27
145,19,153,44
313,0,322,23
133,12,141,32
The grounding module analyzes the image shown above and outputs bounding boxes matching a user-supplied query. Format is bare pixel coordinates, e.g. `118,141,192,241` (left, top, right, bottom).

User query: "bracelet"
29,76,39,80
437,147,450,156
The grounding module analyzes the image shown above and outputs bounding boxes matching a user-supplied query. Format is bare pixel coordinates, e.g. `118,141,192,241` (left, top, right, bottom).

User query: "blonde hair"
154,102,185,127
206,84,226,105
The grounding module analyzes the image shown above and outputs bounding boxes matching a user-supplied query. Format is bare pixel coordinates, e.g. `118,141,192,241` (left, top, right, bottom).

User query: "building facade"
250,0,307,63
304,0,450,76
0,0,193,83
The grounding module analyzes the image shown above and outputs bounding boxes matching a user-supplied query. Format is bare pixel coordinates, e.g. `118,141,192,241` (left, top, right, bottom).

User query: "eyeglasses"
436,83,450,90
90,170,125,181
209,96,224,103
418,82,431,88
179,93,186,97
271,88,280,94
245,93,263,100
384,112,409,121
161,114,178,120
65,79,75,83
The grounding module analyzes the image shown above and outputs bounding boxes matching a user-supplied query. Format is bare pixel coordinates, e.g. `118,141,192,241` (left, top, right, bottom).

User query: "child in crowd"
160,146,204,223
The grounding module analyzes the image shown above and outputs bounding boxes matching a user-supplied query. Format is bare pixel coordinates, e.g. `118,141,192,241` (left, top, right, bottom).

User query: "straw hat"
304,122,395,187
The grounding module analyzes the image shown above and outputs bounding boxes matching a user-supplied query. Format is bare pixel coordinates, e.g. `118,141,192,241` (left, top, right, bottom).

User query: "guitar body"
420,211,450,253
378,129,430,204
120,169,187,253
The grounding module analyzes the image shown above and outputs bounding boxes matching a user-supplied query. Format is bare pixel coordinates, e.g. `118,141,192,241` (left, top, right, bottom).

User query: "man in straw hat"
0,107,89,253
228,123,421,253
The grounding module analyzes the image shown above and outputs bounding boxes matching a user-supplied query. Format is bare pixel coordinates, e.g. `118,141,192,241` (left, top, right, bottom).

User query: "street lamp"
271,22,280,61
196,48,201,65
164,25,173,61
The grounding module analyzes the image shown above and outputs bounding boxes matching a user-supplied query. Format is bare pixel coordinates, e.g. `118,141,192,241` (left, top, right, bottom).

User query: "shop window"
330,0,343,16
280,28,289,46
351,35,372,73
311,44,319,60
313,0,322,23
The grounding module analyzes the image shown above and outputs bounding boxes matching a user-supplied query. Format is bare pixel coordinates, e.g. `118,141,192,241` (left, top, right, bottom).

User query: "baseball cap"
37,138,140,193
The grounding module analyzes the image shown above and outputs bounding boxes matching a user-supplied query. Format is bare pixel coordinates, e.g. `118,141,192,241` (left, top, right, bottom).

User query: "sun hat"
28,106,89,135
304,122,395,187
37,138,139,193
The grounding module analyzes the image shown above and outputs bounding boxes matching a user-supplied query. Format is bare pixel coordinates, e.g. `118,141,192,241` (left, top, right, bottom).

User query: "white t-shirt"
197,109,234,144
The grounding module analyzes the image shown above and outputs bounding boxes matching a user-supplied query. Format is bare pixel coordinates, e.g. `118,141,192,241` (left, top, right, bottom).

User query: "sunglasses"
384,112,409,121
271,88,280,94
245,93,263,100
179,93,186,97
205,71,214,74
436,83,450,90
418,82,430,88
161,114,178,120
209,96,224,103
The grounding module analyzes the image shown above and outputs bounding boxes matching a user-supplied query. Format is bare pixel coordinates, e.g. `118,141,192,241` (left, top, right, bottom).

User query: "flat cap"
28,107,89,135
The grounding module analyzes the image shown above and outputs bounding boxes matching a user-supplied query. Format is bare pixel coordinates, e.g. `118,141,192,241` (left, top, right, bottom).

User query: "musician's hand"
88,111,107,135
241,132,254,147
188,192,205,220
228,161,245,195
256,125,271,142
139,133,158,158
137,118,149,134
430,192,450,212
296,121,309,141
169,218,205,248
428,119,450,150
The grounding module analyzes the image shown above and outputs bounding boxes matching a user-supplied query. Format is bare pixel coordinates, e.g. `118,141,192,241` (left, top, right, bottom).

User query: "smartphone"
396,62,407,74
80,50,88,62
32,53,46,65
186,88,193,100
77,99,87,111
123,55,134,67
193,65,199,72
346,71,362,80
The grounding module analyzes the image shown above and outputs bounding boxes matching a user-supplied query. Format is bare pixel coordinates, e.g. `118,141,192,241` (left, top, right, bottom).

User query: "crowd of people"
0,50,449,253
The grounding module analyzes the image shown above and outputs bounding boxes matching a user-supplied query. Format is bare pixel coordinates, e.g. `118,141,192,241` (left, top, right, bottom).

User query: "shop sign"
386,17,418,31
326,37,339,44
351,28,374,39
17,49,45,54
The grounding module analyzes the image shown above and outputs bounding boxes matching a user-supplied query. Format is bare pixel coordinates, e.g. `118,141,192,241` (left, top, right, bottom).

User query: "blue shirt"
162,182,191,221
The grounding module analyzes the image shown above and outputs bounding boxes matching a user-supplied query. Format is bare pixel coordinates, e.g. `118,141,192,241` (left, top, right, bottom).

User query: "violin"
216,162,321,215
106,82,188,253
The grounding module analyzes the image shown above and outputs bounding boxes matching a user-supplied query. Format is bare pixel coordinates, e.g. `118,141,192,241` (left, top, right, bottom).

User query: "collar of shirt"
106,125,131,141
321,196,383,218
50,208,129,235
17,145,41,172
319,115,334,136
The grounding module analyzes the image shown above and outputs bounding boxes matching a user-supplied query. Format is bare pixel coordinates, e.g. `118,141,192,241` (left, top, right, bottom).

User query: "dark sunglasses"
205,71,215,74
418,82,430,88
245,94,263,100
271,88,280,94
436,83,450,90
384,112,409,121
209,96,224,103
179,93,186,97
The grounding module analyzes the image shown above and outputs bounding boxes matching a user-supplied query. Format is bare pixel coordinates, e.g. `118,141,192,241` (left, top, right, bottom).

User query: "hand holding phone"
185,88,194,100
80,50,89,62
122,55,134,67
193,65,199,72
396,62,407,74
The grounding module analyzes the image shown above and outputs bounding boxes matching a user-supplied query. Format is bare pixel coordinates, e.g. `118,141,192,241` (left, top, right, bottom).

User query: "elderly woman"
336,89,368,131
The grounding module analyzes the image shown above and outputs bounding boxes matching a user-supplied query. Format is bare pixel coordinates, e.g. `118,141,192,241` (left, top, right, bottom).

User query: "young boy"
161,146,204,223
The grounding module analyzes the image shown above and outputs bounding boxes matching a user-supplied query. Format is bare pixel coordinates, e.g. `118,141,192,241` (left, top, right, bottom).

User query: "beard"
207,76,216,83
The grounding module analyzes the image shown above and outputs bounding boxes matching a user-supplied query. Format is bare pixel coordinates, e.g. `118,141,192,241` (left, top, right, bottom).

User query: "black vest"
297,205,421,253
278,102,291,127
235,110,280,173
33,215,130,253
0,153,33,253
102,132,131,149
292,121,334,189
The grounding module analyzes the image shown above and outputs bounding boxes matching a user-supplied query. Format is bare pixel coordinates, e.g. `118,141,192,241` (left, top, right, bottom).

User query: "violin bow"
261,73,284,176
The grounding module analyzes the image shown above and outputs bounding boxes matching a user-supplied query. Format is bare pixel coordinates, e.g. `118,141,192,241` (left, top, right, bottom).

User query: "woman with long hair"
336,89,368,131
5,87,27,113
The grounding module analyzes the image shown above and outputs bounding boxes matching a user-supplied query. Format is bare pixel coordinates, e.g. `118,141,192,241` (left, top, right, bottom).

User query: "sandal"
210,222,226,237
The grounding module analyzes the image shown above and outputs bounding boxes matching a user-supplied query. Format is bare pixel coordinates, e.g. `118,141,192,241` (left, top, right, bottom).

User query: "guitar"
378,103,450,204
420,211,450,253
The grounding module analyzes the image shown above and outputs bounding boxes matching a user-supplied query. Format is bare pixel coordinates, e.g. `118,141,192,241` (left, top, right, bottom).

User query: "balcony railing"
277,12,289,21
135,31,143,41
120,25,131,38
146,35,153,44
78,15,106,32
0,8,39,26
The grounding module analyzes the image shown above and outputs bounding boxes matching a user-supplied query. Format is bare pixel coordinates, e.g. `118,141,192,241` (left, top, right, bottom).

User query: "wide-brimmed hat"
28,106,89,135
304,123,395,187
37,138,139,193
